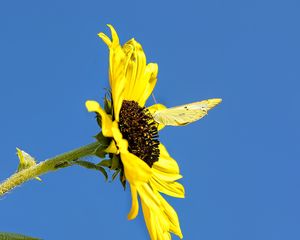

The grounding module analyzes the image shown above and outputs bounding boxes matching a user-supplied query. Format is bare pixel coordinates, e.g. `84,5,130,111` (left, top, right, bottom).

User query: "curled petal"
85,100,113,137
98,25,127,120
98,32,111,47
107,24,120,47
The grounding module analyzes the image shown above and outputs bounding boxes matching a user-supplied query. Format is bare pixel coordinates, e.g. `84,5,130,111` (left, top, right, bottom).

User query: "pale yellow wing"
152,98,222,126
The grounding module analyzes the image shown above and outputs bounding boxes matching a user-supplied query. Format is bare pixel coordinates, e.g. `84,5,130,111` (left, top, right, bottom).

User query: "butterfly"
152,98,222,126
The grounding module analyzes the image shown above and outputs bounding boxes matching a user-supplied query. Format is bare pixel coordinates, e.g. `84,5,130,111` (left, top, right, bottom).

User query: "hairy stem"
0,142,101,197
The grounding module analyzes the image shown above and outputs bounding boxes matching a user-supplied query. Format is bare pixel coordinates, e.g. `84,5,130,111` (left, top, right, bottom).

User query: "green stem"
0,142,101,197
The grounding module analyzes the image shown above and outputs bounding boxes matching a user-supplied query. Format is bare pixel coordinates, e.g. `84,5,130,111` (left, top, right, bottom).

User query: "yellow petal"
109,51,127,120
159,143,170,157
140,192,174,240
151,177,185,198
141,200,158,240
157,194,183,239
105,140,118,154
140,197,170,240
114,38,158,107
140,185,183,239
163,232,172,240
153,159,180,176
152,168,183,182
138,184,161,211
128,185,139,220
153,144,180,174
121,152,151,184
85,100,113,137
123,47,138,100
139,63,158,106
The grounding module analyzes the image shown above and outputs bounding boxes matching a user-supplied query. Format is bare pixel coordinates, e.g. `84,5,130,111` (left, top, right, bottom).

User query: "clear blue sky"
0,0,299,239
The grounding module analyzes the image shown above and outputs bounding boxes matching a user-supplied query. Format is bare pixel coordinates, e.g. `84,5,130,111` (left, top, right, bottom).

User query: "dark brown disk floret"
119,100,160,167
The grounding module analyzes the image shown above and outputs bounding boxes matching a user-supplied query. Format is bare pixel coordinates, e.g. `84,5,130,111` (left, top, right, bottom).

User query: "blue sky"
0,0,300,239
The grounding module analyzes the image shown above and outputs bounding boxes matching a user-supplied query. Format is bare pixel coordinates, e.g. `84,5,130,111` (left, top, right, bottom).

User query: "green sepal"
0,232,41,240
104,95,112,115
95,145,108,159
98,154,120,170
98,159,112,168
112,169,120,181
111,154,120,170
94,131,110,146
96,113,102,127
97,155,126,186
94,132,111,159
120,169,126,190
16,148,42,182
73,160,108,180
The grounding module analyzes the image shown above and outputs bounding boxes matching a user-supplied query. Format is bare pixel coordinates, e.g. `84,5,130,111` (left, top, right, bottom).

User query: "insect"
152,98,222,126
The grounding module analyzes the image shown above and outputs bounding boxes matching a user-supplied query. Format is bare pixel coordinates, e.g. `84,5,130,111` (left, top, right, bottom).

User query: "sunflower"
86,25,184,239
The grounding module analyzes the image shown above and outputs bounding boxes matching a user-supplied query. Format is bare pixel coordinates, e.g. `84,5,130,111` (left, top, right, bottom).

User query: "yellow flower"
86,25,184,239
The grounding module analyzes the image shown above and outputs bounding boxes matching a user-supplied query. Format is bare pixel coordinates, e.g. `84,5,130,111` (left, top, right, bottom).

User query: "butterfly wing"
152,98,222,126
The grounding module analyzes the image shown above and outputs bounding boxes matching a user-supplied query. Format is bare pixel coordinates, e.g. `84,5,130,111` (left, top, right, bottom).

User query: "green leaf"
16,148,42,182
73,160,108,180
0,232,41,240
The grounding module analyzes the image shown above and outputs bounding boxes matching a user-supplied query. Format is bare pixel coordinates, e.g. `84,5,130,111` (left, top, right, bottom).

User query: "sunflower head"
119,100,160,167
86,25,185,240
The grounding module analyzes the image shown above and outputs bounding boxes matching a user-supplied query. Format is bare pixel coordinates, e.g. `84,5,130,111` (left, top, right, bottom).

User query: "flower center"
119,100,160,167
